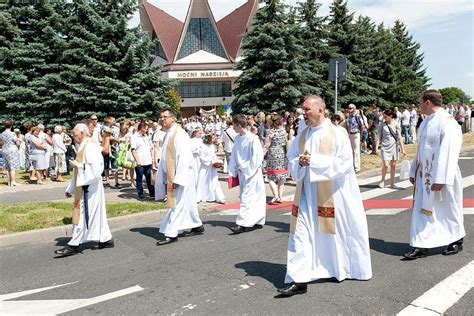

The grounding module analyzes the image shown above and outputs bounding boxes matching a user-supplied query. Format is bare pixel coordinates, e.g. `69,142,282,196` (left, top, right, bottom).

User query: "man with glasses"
155,108,204,246
89,115,101,144
345,104,363,173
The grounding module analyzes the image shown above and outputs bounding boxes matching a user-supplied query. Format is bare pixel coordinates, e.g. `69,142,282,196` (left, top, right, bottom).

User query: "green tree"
386,20,429,105
232,0,307,114
57,0,173,122
439,87,472,105
296,0,332,101
0,0,65,126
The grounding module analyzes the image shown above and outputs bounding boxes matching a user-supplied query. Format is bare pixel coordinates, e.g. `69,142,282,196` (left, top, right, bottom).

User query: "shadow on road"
369,238,410,256
203,220,235,229
235,261,286,288
265,221,289,233
130,227,161,241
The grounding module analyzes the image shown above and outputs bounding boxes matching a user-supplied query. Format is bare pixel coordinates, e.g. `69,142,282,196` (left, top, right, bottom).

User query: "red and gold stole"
71,137,92,225
165,125,181,208
290,123,337,234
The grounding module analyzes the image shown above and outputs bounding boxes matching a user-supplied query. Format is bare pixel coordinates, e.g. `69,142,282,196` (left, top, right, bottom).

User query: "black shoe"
54,245,79,257
180,226,205,237
137,195,145,201
91,239,115,250
403,247,428,260
156,237,177,246
277,283,308,297
253,224,263,229
442,239,464,256
230,225,247,234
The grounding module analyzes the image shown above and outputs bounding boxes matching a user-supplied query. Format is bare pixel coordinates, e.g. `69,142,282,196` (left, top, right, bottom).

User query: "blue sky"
132,0,474,98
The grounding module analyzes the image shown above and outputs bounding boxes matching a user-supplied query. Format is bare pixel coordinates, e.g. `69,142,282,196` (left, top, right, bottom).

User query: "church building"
139,0,258,116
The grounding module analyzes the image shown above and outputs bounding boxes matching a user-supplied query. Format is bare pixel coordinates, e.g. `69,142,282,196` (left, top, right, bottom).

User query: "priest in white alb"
228,114,266,234
278,95,372,297
155,109,204,245
404,90,465,260
54,123,114,257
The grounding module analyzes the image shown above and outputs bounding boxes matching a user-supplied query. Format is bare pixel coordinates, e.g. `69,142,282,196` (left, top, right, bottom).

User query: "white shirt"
222,127,237,153
410,109,418,127
52,133,66,154
152,130,166,161
130,133,152,166
401,110,410,125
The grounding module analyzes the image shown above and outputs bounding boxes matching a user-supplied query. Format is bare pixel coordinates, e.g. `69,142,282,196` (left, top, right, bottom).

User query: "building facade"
139,0,258,116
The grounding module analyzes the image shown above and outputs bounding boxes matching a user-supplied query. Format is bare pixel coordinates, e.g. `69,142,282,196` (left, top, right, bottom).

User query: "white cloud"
348,0,474,29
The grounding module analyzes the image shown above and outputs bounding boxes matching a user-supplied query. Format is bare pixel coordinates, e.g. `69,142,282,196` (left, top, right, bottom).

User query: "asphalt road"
0,149,473,315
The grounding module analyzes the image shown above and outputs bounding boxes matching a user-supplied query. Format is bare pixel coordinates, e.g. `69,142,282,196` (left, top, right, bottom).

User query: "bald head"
72,123,90,144
303,95,326,110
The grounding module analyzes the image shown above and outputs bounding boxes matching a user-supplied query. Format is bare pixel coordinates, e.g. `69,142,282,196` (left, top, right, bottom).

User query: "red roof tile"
217,0,256,61
144,2,183,63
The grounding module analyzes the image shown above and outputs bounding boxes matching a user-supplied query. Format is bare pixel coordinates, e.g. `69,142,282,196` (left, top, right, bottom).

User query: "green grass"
0,171,72,186
0,201,165,235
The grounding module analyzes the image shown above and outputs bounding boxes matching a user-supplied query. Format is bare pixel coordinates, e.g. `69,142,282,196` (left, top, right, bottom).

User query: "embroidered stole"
165,125,181,208
291,124,337,235
72,138,92,225
414,114,456,217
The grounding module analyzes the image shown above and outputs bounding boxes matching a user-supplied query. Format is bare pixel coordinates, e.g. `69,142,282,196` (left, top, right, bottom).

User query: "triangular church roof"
174,0,230,63
217,0,258,61
142,1,183,63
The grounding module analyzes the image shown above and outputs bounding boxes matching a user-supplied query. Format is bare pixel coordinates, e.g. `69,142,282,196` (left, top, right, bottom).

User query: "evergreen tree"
387,20,429,105
232,0,306,114
296,0,332,101
350,16,389,108
57,0,172,122
0,0,65,126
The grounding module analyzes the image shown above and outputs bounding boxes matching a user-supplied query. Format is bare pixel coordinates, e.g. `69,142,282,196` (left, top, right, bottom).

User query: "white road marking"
459,156,474,160
361,180,413,200
365,208,406,215
397,260,474,316
214,209,240,216
402,175,474,200
464,207,474,215
0,283,144,315
358,173,400,186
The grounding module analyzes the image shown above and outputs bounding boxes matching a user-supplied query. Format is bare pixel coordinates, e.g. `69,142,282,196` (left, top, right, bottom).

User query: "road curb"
0,209,168,248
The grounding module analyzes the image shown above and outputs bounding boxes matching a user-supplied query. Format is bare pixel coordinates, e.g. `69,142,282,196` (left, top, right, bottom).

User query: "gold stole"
290,123,337,235
71,138,92,225
165,125,181,208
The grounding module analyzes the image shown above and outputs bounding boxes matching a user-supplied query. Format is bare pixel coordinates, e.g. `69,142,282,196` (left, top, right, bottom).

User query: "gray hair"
37,123,45,130
54,125,63,133
74,123,91,137
303,95,326,110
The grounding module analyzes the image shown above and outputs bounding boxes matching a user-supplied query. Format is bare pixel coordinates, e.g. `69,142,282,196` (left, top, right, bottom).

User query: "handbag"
400,160,410,180
228,175,239,189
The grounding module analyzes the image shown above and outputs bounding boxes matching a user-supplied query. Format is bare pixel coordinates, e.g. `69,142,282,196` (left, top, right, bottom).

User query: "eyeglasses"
91,118,98,121
160,116,171,120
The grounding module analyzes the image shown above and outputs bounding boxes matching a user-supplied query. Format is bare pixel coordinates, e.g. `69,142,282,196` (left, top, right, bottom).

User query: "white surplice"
66,142,112,246
228,131,266,227
155,124,202,238
408,108,465,248
196,143,226,203
190,137,203,187
285,119,372,283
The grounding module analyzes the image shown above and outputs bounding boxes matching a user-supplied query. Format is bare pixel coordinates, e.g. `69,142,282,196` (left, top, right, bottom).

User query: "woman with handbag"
377,108,406,189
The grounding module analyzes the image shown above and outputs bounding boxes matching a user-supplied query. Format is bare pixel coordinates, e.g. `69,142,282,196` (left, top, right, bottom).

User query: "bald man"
54,123,113,257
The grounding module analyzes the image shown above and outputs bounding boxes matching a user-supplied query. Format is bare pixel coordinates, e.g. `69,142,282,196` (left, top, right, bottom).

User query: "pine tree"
387,20,430,105
232,0,305,114
57,0,173,122
350,16,389,108
296,0,332,101
0,0,65,126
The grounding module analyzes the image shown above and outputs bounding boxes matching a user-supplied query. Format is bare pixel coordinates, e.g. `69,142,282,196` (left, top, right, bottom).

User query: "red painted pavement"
212,198,474,212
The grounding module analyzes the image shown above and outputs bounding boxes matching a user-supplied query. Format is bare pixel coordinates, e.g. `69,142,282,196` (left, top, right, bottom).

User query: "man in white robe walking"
228,114,266,234
54,123,113,257
278,95,372,297
155,108,204,246
404,90,465,260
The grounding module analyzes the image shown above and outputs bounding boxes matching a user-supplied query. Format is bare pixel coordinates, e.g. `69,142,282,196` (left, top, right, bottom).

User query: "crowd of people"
0,90,468,297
